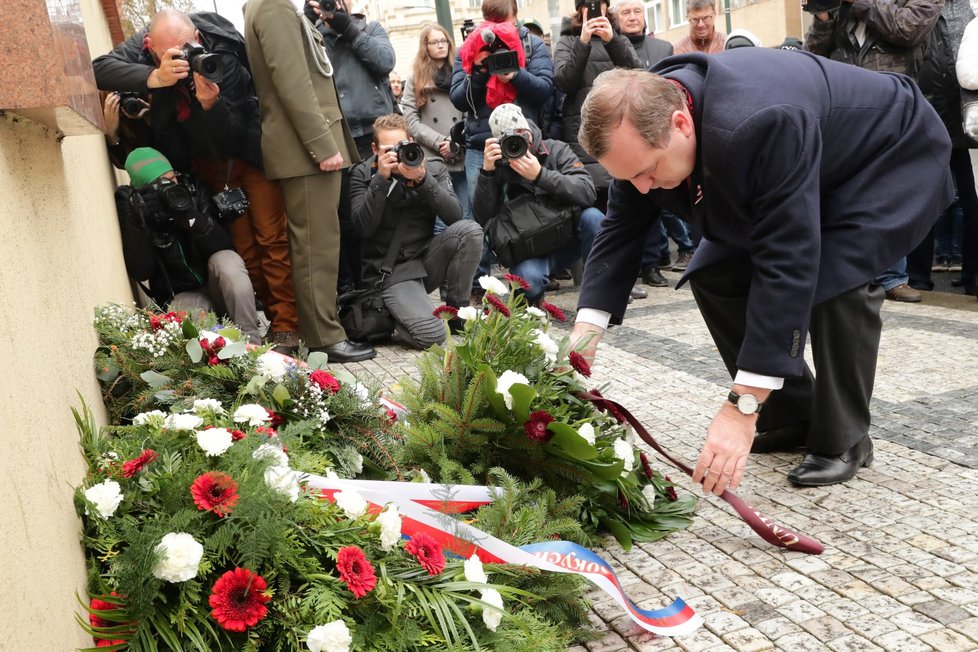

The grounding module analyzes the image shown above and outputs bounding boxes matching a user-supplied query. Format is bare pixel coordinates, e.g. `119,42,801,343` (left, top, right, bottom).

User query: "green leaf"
480,366,509,420
95,363,120,382
600,517,633,551
185,337,203,363
272,383,291,406
242,375,265,396
544,422,597,460
331,367,357,384
307,351,329,371
509,383,536,424
182,318,199,339
139,370,172,388
578,457,625,482
217,340,247,360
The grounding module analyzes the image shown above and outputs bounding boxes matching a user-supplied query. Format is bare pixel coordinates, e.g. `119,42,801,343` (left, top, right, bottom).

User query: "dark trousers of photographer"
168,250,263,344
194,157,299,336
381,220,483,349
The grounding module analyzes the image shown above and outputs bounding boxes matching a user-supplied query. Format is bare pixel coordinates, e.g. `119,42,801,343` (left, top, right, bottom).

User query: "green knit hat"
125,147,173,188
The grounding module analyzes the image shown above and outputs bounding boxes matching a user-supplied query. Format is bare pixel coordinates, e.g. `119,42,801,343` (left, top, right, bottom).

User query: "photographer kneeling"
473,103,602,304
117,148,262,344
350,115,484,349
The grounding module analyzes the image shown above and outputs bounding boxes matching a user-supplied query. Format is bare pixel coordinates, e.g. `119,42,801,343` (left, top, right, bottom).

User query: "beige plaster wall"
0,1,133,649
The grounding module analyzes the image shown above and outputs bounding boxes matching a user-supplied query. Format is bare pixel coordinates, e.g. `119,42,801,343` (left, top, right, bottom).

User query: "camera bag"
486,192,580,268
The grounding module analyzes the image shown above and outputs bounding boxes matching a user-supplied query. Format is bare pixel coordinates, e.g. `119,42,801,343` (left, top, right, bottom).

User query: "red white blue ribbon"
304,474,703,637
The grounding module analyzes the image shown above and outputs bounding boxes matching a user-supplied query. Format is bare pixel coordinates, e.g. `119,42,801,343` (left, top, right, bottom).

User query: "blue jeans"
465,148,492,284
875,257,909,291
433,169,472,235
510,207,603,302
642,209,694,268
934,198,963,259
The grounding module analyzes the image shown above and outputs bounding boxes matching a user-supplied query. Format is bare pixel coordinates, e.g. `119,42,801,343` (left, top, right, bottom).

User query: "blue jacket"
450,24,554,149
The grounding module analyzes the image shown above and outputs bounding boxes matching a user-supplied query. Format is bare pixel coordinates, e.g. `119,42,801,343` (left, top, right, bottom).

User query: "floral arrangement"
395,275,697,549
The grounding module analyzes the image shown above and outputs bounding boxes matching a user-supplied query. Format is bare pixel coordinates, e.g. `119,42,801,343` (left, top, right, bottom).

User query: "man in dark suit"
571,50,952,491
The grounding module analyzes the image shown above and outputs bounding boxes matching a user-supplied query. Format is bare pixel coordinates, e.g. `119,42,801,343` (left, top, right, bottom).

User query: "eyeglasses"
687,14,715,23
427,39,449,46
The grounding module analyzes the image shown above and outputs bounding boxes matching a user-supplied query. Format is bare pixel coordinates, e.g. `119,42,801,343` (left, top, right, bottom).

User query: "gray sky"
194,0,305,34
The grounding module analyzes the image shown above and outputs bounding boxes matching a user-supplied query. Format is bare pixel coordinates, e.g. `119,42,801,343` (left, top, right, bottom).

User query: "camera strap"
377,210,410,287
222,159,233,191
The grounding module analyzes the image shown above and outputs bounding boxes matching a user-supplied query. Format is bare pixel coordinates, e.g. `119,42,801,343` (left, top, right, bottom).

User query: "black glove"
328,10,358,39
302,1,319,24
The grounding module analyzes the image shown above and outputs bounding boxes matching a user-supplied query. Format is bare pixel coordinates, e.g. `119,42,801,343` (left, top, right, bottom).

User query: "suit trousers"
689,255,885,456
279,172,347,348
194,157,299,334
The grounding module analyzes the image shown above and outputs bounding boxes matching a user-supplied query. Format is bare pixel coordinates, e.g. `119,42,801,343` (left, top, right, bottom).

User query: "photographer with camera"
472,104,603,305
94,9,301,353
349,115,483,348
116,148,262,344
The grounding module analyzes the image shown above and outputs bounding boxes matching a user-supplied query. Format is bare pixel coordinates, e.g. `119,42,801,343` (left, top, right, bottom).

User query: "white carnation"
198,330,222,344
525,306,547,320
132,410,166,426
577,423,596,445
642,484,657,510
195,427,234,457
334,489,368,520
253,441,290,467
352,383,372,408
307,620,352,652
192,398,224,415
84,480,123,519
480,588,504,631
350,452,363,475
495,370,529,410
478,275,509,296
152,532,204,583
532,329,559,363
464,554,488,584
233,403,271,426
164,412,204,431
376,504,402,551
256,351,290,383
457,306,481,322
265,465,301,502
417,468,432,484
613,438,635,472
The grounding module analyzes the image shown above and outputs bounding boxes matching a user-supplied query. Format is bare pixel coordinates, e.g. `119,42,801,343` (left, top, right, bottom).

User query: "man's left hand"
691,403,754,496
194,74,220,111
508,151,542,182
399,159,426,183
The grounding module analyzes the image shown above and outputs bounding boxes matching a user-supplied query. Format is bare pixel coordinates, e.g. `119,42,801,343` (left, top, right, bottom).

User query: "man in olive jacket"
244,0,375,362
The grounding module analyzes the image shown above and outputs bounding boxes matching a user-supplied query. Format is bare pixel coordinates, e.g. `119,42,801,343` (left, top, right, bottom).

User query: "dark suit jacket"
578,48,952,377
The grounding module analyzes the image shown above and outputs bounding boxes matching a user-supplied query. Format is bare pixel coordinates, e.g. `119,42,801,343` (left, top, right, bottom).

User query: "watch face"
737,394,759,414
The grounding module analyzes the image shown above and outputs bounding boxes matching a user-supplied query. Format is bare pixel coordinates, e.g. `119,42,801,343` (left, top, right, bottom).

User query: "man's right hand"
319,152,345,172
482,137,502,172
569,321,604,366
148,47,190,88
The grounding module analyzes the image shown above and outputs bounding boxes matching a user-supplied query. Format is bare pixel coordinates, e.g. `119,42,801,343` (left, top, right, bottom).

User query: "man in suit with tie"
571,50,952,491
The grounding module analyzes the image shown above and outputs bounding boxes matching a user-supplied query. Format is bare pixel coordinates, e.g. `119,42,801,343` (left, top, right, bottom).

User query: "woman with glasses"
402,23,470,224
673,0,726,54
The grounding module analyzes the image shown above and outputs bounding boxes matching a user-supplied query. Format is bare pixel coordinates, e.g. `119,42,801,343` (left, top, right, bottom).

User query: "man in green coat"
244,0,376,361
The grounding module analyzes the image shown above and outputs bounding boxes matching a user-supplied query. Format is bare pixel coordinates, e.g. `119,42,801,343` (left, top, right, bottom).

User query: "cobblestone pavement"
342,274,978,652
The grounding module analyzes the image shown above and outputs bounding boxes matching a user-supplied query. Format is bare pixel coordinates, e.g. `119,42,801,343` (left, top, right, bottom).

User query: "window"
645,0,664,33
669,0,687,28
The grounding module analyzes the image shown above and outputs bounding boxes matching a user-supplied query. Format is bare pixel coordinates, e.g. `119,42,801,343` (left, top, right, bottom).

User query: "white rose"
152,532,204,583
480,588,504,631
265,465,300,502
376,504,402,551
464,554,488,584
532,329,559,363
253,441,290,467
613,438,635,472
478,275,509,296
233,404,272,427
192,398,224,415
642,484,657,510
577,423,596,445
334,489,368,520
457,306,481,322
132,410,166,426
350,452,363,475
196,428,234,457
256,351,290,383
307,620,352,652
495,370,529,410
164,413,204,431
417,468,431,484
84,480,123,519
525,306,547,321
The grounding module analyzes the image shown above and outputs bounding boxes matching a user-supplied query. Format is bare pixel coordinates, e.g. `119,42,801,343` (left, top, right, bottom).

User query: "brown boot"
884,284,921,303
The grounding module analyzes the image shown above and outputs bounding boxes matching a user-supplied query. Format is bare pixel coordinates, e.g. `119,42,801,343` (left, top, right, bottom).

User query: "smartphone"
585,0,603,16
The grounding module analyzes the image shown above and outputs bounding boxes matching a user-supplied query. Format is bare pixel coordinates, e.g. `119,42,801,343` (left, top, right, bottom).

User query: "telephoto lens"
499,132,529,160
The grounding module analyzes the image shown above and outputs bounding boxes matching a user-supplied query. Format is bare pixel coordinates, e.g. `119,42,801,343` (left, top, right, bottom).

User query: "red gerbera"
432,305,459,319
121,449,158,478
503,273,530,291
665,476,678,501
404,532,446,576
190,471,240,517
640,452,654,480
568,351,592,378
89,594,127,647
485,293,511,317
336,546,377,598
309,370,341,394
541,302,566,322
208,567,271,632
523,410,555,443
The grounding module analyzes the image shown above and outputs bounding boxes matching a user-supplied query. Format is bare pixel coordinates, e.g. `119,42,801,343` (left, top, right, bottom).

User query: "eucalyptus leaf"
272,383,291,406
139,370,172,388
307,351,329,371
95,363,120,382
185,337,203,363
217,340,247,360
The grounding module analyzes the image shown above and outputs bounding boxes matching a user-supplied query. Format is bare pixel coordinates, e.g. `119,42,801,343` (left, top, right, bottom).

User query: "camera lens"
158,182,194,213
119,94,144,116
396,142,425,168
500,133,528,159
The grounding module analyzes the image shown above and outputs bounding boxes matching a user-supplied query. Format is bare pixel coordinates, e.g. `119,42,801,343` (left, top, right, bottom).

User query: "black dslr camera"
391,140,425,168
116,91,147,117
319,0,338,12
460,19,476,42
133,177,195,229
477,28,520,76
212,187,249,222
176,42,225,83
802,0,841,13
498,132,529,160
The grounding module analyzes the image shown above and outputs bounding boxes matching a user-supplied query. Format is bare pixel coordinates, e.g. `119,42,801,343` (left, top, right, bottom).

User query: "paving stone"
871,630,934,652
753,617,803,640
775,601,826,625
797,614,851,642
825,635,885,652
845,613,900,640
912,599,973,625
819,598,871,621
719,627,774,652
674,628,725,652
931,586,978,605
949,616,978,642
889,609,943,636
772,631,827,651
585,630,630,652
918,628,978,652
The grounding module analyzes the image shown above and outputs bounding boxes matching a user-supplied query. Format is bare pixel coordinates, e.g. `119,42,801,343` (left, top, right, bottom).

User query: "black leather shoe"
312,340,377,363
752,421,809,453
642,267,669,287
787,436,873,487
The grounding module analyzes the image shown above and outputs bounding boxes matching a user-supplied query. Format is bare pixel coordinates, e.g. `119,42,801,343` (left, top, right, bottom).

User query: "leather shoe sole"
311,340,377,363
751,421,809,453
787,435,873,487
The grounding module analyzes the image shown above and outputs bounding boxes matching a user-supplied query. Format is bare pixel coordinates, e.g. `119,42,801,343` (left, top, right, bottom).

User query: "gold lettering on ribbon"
750,506,800,546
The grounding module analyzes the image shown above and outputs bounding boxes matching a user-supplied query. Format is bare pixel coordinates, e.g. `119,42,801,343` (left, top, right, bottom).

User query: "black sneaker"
642,267,669,287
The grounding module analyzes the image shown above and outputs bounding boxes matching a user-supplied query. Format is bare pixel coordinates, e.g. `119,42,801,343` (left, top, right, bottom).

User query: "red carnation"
336,546,377,599
640,452,654,480
485,293,511,317
310,370,341,394
254,426,278,438
89,594,127,647
229,428,247,441
190,471,240,517
568,351,592,378
121,449,158,478
265,408,284,427
404,532,446,576
384,408,398,425
503,273,530,291
149,311,186,330
665,476,678,501
208,567,271,632
523,410,555,443
432,305,459,319
541,302,566,322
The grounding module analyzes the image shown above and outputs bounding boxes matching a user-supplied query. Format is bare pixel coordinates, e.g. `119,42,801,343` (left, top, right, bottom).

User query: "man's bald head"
147,9,197,60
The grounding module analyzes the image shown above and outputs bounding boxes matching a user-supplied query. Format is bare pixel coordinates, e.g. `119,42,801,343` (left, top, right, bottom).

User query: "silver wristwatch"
727,391,763,415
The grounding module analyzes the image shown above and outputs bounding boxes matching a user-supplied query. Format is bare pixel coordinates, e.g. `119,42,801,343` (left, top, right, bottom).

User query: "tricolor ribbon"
304,474,703,637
